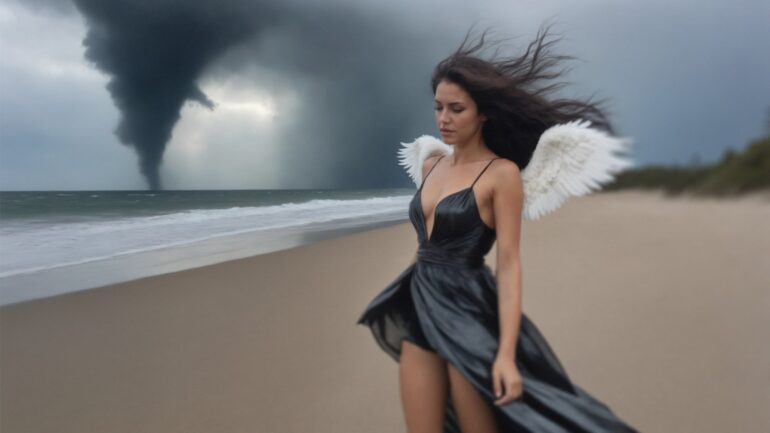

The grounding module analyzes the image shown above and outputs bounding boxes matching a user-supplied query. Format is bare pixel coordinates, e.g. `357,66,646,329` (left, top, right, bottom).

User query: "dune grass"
605,134,770,197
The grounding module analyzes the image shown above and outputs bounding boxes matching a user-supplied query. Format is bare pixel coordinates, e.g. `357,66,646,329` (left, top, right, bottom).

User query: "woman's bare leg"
447,362,499,433
399,339,449,433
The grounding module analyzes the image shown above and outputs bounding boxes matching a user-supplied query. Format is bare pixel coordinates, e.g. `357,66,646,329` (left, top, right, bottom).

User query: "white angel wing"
397,134,454,187
521,119,634,220
397,119,634,220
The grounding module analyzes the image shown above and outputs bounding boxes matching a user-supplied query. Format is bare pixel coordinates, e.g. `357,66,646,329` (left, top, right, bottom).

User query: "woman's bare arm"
490,160,525,360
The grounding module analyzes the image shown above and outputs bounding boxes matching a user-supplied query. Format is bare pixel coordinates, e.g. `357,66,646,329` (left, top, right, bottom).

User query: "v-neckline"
416,156,500,243
418,186,492,243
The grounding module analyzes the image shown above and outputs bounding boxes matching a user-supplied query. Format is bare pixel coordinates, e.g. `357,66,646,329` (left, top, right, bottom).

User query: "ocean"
0,189,415,306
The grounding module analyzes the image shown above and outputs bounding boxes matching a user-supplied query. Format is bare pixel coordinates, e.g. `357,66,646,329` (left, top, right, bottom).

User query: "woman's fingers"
491,359,524,405
492,369,503,398
494,379,523,406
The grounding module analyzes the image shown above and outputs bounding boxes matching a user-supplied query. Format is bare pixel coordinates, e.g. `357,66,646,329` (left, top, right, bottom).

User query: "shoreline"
3,188,766,307
0,216,407,307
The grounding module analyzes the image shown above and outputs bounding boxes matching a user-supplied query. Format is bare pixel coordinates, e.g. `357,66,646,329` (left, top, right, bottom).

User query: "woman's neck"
449,137,495,165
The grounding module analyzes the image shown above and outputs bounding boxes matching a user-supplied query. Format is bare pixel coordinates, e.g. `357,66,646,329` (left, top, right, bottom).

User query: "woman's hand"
491,355,523,405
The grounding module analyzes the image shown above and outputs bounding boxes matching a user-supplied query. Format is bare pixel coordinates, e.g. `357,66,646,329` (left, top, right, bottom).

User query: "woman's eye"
434,107,463,113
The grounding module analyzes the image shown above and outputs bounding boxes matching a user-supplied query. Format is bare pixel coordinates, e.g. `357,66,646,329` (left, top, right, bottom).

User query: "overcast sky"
1,0,768,190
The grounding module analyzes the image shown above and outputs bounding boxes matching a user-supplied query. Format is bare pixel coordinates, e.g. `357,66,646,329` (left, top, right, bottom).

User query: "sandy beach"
1,190,768,433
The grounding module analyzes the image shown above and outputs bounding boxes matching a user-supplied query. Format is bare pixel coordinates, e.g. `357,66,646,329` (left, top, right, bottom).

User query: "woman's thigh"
447,362,499,433
399,339,449,433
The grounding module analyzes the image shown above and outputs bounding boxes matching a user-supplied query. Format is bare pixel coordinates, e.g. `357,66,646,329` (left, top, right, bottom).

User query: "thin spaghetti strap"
419,155,445,189
470,157,501,187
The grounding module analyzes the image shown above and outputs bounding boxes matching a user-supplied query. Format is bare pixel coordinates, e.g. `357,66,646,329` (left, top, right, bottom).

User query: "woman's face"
434,79,486,145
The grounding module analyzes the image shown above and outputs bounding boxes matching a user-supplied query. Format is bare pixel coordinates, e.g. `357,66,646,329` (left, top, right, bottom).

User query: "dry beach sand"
2,190,769,433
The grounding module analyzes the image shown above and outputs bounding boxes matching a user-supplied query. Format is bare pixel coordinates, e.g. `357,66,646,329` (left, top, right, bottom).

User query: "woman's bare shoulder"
421,154,443,179
489,158,523,192
491,157,521,174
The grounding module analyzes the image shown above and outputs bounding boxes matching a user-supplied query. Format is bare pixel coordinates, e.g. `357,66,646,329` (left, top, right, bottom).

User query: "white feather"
397,134,454,187
396,119,634,220
521,119,634,220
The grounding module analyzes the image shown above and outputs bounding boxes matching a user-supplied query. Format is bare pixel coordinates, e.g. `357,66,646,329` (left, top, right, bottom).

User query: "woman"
357,22,639,433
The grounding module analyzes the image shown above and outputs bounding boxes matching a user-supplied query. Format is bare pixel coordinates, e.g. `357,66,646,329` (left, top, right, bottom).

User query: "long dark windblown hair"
431,21,616,170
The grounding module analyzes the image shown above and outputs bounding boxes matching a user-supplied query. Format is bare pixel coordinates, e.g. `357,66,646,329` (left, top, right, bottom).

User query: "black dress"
356,156,639,433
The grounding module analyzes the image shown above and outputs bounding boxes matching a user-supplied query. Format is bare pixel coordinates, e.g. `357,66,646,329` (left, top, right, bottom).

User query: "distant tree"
720,148,736,164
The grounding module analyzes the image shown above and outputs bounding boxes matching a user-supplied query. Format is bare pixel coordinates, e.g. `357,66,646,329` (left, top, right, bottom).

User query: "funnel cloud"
71,0,289,189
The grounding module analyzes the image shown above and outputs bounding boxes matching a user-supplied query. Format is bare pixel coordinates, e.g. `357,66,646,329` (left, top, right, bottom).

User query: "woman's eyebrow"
434,100,464,105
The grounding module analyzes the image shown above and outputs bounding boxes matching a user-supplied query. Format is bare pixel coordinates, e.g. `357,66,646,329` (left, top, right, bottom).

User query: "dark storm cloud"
205,6,451,189
11,0,766,190
62,0,455,189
